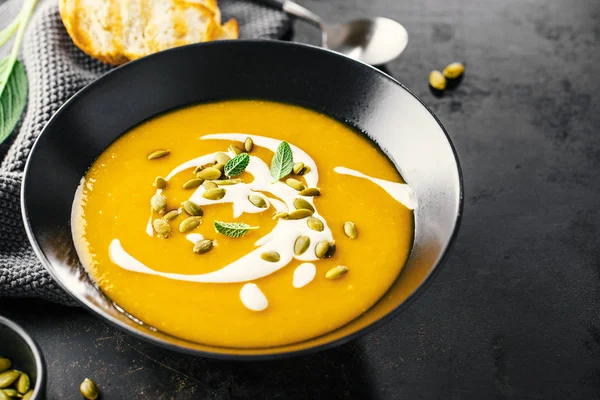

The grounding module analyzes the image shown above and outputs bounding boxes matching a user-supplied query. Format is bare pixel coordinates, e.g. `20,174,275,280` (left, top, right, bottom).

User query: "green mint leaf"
224,153,250,177
0,60,27,144
270,141,294,182
214,221,259,238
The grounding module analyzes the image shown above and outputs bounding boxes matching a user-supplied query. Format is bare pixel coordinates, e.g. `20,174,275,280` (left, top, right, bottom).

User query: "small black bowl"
22,40,462,359
0,316,46,399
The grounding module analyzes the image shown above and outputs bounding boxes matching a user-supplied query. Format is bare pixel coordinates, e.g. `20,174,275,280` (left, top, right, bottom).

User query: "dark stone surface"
2,0,600,398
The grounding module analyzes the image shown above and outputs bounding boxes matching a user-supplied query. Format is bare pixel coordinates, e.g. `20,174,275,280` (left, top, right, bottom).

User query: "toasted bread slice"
59,0,238,65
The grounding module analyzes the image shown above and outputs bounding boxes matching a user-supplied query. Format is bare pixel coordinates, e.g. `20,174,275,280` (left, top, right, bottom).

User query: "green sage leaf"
224,152,250,177
0,60,27,144
269,141,294,182
214,220,259,238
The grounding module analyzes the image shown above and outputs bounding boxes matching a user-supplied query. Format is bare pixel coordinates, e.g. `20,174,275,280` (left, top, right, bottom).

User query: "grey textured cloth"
0,0,291,304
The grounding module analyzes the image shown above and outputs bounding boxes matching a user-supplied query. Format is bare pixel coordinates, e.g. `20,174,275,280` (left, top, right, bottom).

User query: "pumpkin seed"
179,217,202,233
182,178,204,189
203,187,226,200
182,200,203,216
285,178,306,191
299,187,321,196
272,212,289,220
248,194,267,208
22,390,34,400
0,390,10,400
153,176,167,189
147,149,170,160
163,209,180,221
214,179,243,185
80,378,99,400
193,165,204,175
153,219,171,238
150,193,167,214
287,209,314,220
16,373,30,394
261,251,280,262
315,240,336,259
0,359,10,373
294,235,310,255
197,167,222,180
216,152,231,165
0,371,20,388
293,198,314,212
293,162,304,175
307,216,324,231
214,163,225,172
325,265,348,280
229,144,244,155
203,181,218,190
2,388,18,397
193,239,213,254
443,62,465,79
429,70,446,91
244,137,254,152
344,221,358,239
300,165,311,175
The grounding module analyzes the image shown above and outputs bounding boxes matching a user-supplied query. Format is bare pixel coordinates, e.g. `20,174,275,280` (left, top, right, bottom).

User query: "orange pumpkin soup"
72,100,416,348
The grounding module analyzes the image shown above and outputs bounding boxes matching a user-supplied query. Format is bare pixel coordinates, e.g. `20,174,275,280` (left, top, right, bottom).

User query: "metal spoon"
261,0,408,65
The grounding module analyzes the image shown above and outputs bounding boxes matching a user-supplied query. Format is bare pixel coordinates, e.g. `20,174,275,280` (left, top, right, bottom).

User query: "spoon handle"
260,0,324,28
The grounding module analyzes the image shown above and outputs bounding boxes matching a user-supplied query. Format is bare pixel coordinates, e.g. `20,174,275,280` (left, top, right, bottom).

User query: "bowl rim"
0,315,46,398
21,39,464,360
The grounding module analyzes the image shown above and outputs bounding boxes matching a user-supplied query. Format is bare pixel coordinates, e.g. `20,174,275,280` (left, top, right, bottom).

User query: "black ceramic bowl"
0,316,46,398
22,40,462,359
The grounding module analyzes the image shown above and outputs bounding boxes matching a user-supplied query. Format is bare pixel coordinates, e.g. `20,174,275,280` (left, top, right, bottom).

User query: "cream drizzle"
334,166,418,210
293,263,316,288
240,283,268,311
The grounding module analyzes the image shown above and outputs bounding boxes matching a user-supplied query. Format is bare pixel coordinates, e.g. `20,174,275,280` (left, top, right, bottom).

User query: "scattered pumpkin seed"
147,149,170,160
179,217,202,233
429,70,446,91
193,239,213,254
153,219,171,238
300,165,311,175
214,163,225,173
292,162,304,175
2,388,18,397
214,179,243,185
244,137,254,152
285,178,306,191
315,240,336,259
163,210,180,221
150,193,167,214
273,212,289,220
443,62,465,79
293,198,315,212
193,165,205,175
197,167,222,180
287,209,314,220
153,176,167,189
0,359,10,373
307,216,324,231
22,390,34,400
182,178,204,189
203,187,226,200
294,235,310,256
0,390,10,400
216,152,231,165
261,251,280,262
0,371,20,388
248,194,267,208
229,144,244,155
80,378,99,400
344,221,358,239
326,265,348,280
16,373,29,394
299,187,321,196
182,200,203,216
203,181,218,190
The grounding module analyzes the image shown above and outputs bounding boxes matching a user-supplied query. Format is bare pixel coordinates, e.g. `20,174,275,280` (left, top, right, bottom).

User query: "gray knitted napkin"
0,0,291,304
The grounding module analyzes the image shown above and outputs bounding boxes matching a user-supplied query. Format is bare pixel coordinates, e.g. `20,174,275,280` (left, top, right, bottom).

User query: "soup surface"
72,100,416,348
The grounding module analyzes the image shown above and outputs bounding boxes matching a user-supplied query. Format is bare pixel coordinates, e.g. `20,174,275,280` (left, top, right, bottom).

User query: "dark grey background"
2,0,600,398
